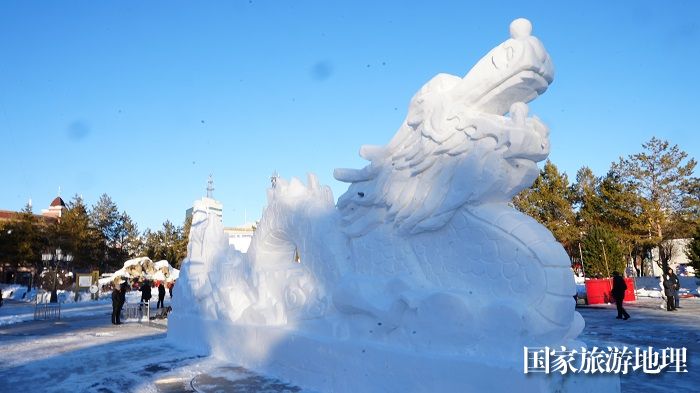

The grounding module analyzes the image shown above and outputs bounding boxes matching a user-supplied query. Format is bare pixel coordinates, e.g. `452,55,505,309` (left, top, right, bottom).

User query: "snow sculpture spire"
270,171,279,188
206,174,214,198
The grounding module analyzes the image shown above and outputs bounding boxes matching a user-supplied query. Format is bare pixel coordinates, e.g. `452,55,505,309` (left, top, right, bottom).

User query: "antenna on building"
270,171,279,189
57,186,61,197
207,174,215,198
28,198,32,210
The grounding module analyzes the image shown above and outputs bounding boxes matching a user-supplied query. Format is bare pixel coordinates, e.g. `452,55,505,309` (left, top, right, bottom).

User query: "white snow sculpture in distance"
170,18,619,392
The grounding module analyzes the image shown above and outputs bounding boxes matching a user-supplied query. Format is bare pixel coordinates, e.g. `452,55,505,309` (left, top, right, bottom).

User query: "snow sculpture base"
170,316,619,392
170,19,620,392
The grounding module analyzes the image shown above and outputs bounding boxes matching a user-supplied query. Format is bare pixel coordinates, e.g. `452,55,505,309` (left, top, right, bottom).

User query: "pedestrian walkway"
1,297,698,392
577,297,700,392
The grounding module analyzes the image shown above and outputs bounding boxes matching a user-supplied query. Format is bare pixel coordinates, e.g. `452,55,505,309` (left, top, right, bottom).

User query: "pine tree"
160,220,180,263
686,224,700,278
0,221,11,269
16,203,45,276
90,194,120,270
142,217,190,268
114,211,143,260
581,226,625,278
615,137,697,273
173,215,192,268
56,195,102,271
90,194,119,241
513,160,578,255
571,166,598,228
0,203,43,282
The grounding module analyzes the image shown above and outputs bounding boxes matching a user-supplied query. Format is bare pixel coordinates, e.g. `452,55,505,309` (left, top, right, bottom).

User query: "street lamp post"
599,239,611,278
41,248,73,303
578,241,586,278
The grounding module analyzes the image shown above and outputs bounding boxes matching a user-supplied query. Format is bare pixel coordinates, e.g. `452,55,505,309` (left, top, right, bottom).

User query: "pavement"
576,297,700,392
0,299,301,393
0,297,698,392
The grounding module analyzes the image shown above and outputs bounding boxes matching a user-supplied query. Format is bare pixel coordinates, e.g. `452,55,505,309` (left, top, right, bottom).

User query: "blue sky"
1,0,698,231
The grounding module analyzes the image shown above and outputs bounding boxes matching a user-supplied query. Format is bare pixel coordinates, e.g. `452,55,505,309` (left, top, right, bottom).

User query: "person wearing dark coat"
668,268,681,308
663,273,677,311
119,280,128,314
157,282,166,309
111,285,122,325
611,272,630,320
140,280,152,306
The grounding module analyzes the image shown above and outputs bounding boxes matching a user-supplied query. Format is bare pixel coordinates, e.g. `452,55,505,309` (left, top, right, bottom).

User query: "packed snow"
1,297,698,392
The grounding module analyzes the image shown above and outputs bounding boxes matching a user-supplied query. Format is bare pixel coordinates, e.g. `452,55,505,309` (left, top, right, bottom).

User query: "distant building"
185,196,223,223
1,196,66,285
0,196,65,225
649,238,694,276
40,196,67,221
185,176,257,253
224,223,256,253
186,175,224,223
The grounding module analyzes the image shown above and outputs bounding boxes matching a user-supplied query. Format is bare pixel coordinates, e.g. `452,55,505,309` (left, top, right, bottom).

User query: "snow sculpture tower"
170,19,619,392
185,175,223,223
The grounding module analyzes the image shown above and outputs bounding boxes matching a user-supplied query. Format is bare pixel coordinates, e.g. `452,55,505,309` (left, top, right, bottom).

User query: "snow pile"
169,19,618,392
0,285,87,303
100,257,180,287
633,276,700,298
0,284,30,300
636,288,663,298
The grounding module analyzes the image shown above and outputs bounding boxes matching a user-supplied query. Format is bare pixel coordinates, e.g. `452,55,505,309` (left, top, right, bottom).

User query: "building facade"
649,238,695,276
224,223,256,253
0,196,67,285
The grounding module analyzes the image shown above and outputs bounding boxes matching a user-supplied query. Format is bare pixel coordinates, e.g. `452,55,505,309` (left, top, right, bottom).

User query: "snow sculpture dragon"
171,18,608,392
327,17,583,349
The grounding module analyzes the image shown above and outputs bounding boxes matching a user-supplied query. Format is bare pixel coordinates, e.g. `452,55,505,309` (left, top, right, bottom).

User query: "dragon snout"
503,102,550,162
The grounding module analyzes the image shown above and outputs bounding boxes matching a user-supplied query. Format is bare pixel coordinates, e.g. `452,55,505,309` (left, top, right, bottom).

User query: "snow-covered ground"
0,288,150,326
0,297,698,392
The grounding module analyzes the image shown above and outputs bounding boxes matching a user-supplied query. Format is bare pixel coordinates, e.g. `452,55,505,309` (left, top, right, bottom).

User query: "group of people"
111,279,171,325
611,267,684,320
138,280,168,309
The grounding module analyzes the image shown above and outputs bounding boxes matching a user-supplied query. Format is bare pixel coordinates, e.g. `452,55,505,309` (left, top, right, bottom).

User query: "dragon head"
336,19,555,235
455,18,554,115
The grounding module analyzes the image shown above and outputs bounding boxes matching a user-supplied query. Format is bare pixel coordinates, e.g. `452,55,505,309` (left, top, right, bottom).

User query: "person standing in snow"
157,282,166,309
140,279,152,307
611,272,630,320
118,279,128,319
111,282,122,325
668,268,681,309
663,272,676,311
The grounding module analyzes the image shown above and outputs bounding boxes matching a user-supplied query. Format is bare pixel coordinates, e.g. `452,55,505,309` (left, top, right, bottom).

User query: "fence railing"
123,301,150,322
34,303,61,320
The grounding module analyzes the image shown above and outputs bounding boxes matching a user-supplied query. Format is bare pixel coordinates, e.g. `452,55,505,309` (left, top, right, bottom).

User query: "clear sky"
1,0,698,231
